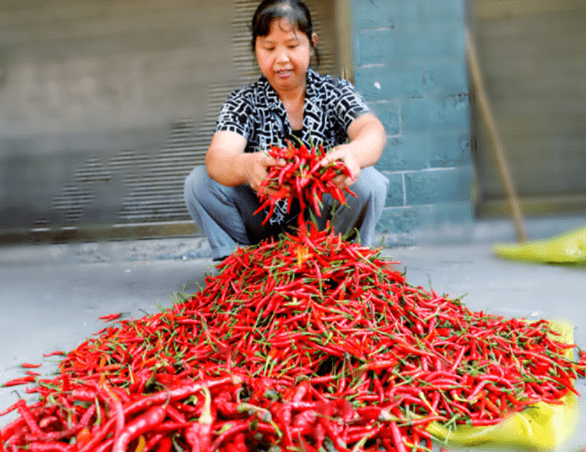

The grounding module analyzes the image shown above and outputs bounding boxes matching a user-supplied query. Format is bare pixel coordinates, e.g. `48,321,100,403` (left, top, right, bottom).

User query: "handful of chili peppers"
254,141,356,226
2,143,586,452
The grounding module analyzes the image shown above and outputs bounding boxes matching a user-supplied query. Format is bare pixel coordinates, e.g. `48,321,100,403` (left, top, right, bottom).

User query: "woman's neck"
276,82,305,105
276,84,306,131
284,93,305,130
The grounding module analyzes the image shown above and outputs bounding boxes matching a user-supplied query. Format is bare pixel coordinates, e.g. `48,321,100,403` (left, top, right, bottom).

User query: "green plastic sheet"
426,320,580,450
493,227,586,265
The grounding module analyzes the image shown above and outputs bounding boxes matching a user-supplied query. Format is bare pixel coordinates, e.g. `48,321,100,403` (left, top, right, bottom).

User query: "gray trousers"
184,165,389,260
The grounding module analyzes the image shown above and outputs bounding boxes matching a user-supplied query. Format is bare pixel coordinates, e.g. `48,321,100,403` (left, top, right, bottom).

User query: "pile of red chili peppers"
1,143,586,452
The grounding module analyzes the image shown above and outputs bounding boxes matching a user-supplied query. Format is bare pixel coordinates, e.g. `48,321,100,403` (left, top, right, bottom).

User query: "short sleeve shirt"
215,69,371,153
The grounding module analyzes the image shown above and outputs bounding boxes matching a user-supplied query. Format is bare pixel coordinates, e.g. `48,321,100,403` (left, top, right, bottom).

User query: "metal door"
0,0,344,244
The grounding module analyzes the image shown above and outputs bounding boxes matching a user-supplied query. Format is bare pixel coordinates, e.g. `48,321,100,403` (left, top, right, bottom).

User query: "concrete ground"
1,214,585,451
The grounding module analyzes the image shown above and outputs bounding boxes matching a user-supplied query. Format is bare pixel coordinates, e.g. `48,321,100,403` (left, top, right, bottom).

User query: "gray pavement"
1,214,586,451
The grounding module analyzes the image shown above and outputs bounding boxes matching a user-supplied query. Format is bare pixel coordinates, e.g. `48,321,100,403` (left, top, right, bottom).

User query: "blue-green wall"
352,0,474,244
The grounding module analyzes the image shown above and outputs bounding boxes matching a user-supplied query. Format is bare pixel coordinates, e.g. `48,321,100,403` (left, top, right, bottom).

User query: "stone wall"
352,0,473,245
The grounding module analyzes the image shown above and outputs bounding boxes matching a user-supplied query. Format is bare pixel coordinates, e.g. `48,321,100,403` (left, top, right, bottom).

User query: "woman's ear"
311,33,318,48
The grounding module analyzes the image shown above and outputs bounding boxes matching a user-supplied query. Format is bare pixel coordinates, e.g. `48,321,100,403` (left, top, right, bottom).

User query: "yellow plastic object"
492,226,586,265
426,320,580,449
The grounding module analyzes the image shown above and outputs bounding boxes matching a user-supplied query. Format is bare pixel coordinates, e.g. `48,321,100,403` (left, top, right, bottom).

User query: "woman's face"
255,18,317,95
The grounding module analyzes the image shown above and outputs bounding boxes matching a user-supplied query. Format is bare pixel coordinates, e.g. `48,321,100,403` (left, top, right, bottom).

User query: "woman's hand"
317,114,386,191
247,153,287,195
319,144,361,190
205,131,285,196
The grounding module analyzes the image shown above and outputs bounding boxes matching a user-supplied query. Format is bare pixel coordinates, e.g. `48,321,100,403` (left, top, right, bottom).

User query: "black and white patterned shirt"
215,69,371,152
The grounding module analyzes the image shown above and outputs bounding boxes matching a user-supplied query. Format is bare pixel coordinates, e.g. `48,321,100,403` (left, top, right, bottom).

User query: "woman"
184,0,388,261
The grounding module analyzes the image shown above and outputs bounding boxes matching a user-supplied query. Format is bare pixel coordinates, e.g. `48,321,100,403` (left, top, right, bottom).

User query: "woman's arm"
320,113,387,188
205,131,281,193
345,113,386,168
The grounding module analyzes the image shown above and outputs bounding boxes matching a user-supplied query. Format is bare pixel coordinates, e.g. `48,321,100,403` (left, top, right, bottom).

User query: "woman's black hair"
250,0,321,68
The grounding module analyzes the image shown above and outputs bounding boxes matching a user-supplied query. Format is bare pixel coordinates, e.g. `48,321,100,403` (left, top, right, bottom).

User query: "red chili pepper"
21,363,42,369
76,427,91,447
28,442,71,452
209,421,250,451
187,386,214,452
98,312,122,322
2,376,36,387
43,350,66,358
112,405,166,452
142,433,169,452
77,417,118,452
389,422,407,452
99,385,125,442
156,436,173,452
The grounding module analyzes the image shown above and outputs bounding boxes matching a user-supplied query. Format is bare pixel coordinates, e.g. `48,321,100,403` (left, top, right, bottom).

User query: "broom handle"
466,28,527,242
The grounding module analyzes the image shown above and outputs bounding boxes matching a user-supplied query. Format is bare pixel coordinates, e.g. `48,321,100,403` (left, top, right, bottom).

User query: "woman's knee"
354,167,389,203
184,165,208,204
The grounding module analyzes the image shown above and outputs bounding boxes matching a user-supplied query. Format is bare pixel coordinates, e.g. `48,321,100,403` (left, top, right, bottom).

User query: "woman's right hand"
205,131,287,196
247,152,287,195
247,152,272,193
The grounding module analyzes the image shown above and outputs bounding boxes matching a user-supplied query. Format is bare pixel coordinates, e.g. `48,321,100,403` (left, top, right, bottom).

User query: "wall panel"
0,0,341,242
471,0,586,215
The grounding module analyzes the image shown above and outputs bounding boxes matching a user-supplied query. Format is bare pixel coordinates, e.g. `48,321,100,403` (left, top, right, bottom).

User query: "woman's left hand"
319,144,361,189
